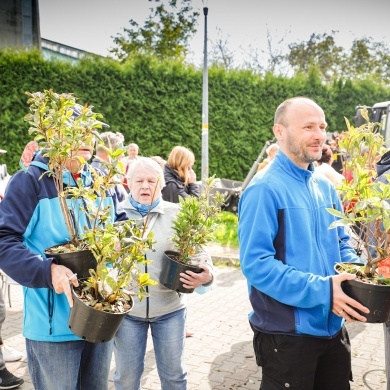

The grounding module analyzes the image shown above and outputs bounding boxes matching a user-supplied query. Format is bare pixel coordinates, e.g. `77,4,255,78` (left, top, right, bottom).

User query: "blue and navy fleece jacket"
0,153,126,342
238,151,360,338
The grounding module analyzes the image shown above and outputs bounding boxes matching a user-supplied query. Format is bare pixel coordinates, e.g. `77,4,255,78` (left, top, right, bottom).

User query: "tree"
346,37,390,85
209,28,235,70
286,32,390,86
240,26,290,75
110,0,199,62
286,31,345,82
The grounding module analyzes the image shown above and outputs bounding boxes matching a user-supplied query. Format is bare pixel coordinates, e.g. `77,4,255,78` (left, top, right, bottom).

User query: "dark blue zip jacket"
0,153,126,341
238,151,360,337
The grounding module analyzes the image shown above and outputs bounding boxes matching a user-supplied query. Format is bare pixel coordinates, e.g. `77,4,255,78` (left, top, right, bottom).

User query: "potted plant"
24,90,158,341
327,108,390,322
69,215,157,343
24,90,109,277
160,177,225,293
64,142,158,342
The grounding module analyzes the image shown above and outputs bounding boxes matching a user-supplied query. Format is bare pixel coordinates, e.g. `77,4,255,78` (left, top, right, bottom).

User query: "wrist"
204,274,213,285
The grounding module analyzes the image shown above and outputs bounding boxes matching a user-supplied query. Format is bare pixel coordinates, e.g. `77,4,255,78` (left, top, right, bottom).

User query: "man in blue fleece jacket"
238,97,369,390
0,106,126,389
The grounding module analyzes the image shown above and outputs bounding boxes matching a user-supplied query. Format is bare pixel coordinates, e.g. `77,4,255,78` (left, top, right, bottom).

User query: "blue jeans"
113,308,187,390
26,338,113,390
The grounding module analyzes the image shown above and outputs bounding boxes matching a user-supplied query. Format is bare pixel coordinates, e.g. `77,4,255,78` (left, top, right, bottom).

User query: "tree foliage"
286,32,390,85
110,0,199,62
287,32,344,82
1,49,390,181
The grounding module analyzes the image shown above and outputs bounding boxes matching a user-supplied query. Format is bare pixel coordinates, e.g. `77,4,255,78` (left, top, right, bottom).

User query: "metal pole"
201,1,209,184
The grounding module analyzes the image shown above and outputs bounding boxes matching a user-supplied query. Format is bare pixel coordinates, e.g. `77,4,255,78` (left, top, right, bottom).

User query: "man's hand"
50,263,79,307
331,273,370,322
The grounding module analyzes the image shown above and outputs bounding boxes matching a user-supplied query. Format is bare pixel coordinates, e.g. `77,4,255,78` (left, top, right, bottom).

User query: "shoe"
0,368,24,389
1,346,22,363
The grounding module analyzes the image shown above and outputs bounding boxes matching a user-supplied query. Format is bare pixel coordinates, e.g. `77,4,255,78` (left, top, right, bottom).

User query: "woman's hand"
188,168,197,184
179,264,213,290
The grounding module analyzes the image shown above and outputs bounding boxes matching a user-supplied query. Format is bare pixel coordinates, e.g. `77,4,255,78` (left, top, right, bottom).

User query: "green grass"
213,211,239,248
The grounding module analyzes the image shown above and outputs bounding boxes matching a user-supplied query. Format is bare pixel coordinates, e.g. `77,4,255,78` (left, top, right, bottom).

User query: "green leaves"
110,0,199,62
329,109,390,276
171,177,225,263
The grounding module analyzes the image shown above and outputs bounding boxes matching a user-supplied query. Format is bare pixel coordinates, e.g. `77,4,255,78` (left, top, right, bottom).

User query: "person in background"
91,131,127,202
113,157,214,390
329,137,344,174
150,155,166,171
0,287,24,389
122,143,139,191
257,143,279,171
19,141,39,171
238,96,369,390
315,143,345,187
162,146,200,203
0,108,126,390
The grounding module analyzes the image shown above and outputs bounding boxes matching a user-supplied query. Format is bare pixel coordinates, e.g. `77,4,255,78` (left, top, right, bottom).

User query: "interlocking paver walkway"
3,259,387,389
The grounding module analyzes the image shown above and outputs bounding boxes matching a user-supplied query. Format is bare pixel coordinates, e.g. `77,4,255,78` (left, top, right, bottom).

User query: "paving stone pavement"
2,250,387,390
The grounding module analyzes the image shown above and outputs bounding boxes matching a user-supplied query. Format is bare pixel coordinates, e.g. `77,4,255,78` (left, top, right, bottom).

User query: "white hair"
127,157,165,189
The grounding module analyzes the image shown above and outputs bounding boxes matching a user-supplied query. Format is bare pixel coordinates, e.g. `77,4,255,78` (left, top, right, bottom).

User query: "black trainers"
0,368,24,389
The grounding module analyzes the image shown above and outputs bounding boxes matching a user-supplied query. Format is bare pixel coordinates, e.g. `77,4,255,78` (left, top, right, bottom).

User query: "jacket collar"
272,150,315,182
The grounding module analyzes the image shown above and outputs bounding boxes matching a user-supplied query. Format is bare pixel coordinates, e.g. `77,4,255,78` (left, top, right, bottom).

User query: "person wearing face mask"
0,105,127,390
113,157,214,390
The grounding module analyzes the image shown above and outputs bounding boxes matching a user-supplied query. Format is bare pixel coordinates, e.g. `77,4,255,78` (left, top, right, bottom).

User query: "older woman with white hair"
113,157,214,390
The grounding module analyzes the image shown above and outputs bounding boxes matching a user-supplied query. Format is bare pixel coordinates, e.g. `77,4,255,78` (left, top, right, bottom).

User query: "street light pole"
201,0,209,184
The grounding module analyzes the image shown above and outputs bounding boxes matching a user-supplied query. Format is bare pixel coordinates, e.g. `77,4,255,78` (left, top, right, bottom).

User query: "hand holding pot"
51,263,79,307
331,273,370,322
179,264,213,290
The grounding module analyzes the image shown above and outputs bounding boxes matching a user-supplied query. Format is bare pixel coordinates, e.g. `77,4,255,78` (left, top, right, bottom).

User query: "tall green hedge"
1,49,389,180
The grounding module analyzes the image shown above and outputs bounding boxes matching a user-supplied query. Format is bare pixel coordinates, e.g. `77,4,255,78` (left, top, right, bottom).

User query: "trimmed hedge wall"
1,49,389,180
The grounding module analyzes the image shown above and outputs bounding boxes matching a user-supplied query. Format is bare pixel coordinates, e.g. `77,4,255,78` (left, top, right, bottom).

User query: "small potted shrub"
69,213,157,343
160,177,225,293
24,90,108,277
327,108,390,322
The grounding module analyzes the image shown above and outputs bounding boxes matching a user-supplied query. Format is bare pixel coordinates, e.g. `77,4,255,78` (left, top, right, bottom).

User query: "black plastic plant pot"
341,279,390,323
68,288,132,343
45,244,97,280
335,262,390,323
160,250,203,294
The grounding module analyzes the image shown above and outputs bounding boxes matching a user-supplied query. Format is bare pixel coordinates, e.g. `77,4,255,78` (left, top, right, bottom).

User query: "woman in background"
162,146,200,203
315,144,344,187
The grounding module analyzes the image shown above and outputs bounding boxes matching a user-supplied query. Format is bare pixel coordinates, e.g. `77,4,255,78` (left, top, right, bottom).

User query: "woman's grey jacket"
121,197,214,319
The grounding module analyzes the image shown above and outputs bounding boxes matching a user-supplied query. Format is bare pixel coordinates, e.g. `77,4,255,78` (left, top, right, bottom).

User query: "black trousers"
252,325,352,390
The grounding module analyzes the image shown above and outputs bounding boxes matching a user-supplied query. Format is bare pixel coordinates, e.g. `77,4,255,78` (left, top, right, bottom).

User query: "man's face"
130,167,161,205
128,146,138,159
71,136,95,162
65,136,95,172
274,101,327,169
